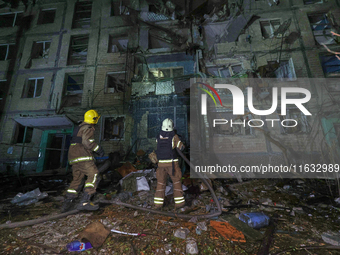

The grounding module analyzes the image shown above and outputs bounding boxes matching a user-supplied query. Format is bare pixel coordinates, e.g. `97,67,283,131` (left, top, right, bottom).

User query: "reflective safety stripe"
71,143,77,146
93,145,99,152
85,173,97,188
67,189,77,193
172,137,174,148
154,197,164,201
177,141,181,147
89,139,94,142
174,197,184,200
154,201,164,204
158,159,178,163
69,156,94,164
174,197,185,204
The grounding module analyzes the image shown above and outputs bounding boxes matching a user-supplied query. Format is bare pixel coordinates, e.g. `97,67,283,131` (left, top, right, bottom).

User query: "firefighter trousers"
154,161,185,208
66,160,99,198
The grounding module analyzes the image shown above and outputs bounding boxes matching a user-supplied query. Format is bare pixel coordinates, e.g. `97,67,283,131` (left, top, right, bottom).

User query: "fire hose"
100,148,222,219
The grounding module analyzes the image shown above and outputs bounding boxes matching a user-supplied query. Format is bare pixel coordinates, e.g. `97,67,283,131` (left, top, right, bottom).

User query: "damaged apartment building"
0,0,339,173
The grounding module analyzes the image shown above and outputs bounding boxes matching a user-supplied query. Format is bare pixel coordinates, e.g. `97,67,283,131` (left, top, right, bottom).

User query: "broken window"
0,44,15,61
0,80,6,101
278,109,311,134
308,13,335,45
147,4,170,21
108,34,128,53
31,41,51,59
22,77,44,98
149,29,172,49
149,67,183,79
268,59,296,80
72,1,92,29
110,0,130,16
0,12,23,27
207,64,243,78
304,0,323,4
103,116,125,140
63,73,84,107
320,54,340,77
260,20,281,39
37,9,56,24
67,35,89,65
212,111,253,136
14,123,33,143
105,72,126,93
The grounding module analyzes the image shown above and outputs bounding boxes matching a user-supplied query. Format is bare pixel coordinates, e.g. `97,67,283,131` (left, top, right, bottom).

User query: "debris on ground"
2,171,340,254
11,188,48,206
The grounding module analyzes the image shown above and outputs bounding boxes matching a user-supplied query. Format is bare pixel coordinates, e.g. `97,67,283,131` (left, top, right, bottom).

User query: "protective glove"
96,146,105,157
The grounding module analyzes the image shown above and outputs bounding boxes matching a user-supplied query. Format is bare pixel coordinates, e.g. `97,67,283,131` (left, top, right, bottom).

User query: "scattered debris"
239,212,270,229
186,237,199,254
210,220,246,242
78,221,110,248
321,231,340,246
174,227,190,239
11,188,48,206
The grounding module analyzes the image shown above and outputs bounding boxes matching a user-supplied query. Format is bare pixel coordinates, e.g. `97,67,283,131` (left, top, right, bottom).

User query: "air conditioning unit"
107,88,115,93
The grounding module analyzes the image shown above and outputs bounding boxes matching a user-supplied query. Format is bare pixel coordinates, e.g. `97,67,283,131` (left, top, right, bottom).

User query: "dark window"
31,41,51,59
304,0,323,4
15,124,33,143
0,12,23,27
0,44,15,61
67,35,89,65
103,116,125,140
335,124,340,146
108,34,128,53
149,29,172,49
260,20,280,39
320,55,340,77
308,13,335,45
268,60,296,80
110,0,130,16
0,80,6,101
63,73,84,107
72,1,92,29
38,9,56,24
105,72,126,93
22,78,44,98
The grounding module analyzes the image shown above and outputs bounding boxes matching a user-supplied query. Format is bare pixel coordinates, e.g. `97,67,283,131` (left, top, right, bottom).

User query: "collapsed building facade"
0,0,339,174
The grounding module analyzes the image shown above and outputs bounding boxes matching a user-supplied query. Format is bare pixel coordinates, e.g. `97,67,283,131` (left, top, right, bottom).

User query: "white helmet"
162,118,174,131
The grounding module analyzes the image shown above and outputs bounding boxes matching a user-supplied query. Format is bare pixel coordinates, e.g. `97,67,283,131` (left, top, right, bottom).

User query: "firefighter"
154,118,185,210
61,109,105,212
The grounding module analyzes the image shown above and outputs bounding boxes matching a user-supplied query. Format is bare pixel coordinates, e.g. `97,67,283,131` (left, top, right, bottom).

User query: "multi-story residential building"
0,0,339,174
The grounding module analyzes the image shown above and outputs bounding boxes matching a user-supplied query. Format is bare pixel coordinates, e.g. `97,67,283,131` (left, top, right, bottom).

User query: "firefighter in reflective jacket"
154,118,185,209
61,109,105,212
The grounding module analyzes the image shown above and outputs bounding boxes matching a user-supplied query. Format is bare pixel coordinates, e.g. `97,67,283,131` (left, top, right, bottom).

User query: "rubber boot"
61,194,77,213
77,192,99,211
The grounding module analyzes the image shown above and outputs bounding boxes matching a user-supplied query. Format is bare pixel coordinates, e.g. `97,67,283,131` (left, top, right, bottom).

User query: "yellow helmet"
84,110,100,124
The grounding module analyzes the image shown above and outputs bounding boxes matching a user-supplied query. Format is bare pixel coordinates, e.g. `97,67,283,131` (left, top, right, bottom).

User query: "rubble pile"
1,169,340,254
